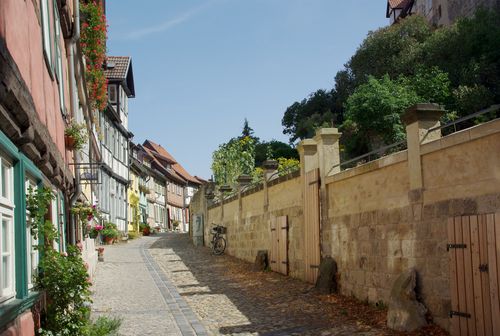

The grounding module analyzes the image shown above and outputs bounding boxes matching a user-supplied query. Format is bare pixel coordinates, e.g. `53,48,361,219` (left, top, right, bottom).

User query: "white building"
99,56,135,232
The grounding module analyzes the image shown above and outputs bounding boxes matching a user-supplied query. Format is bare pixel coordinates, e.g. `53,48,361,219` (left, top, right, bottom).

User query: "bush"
139,223,148,232
127,231,139,240
101,222,119,239
87,316,121,336
37,246,92,335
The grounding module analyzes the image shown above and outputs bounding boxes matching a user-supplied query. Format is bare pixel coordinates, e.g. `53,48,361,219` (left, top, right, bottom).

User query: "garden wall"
191,105,500,332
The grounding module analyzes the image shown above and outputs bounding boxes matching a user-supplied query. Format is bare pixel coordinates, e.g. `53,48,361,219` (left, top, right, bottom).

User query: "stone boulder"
387,268,427,332
315,257,337,294
253,250,268,271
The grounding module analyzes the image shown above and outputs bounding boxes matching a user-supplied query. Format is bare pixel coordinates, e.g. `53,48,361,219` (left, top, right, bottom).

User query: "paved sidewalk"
91,236,208,336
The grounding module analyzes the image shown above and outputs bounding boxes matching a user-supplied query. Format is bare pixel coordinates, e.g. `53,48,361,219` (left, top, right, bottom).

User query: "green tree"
241,118,255,138
281,89,335,144
254,140,299,167
343,75,420,153
342,67,452,155
211,136,256,187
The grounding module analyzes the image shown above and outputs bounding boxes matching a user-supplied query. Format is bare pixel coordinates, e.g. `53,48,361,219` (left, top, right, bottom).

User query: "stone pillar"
219,185,232,224
402,103,444,219
204,183,215,246
236,174,252,226
402,103,444,191
313,128,341,256
313,128,342,180
297,139,318,175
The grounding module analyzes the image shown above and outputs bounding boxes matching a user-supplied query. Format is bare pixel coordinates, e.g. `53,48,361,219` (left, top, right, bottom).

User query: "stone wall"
323,119,500,330
191,107,500,332
204,174,304,278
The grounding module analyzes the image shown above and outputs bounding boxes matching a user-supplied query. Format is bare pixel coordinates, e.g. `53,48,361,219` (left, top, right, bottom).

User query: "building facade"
0,0,98,333
142,141,202,232
128,142,149,231
100,56,135,233
387,0,500,25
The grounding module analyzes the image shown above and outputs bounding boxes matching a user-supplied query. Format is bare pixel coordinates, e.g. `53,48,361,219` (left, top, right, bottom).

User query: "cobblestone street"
92,233,437,336
91,236,208,336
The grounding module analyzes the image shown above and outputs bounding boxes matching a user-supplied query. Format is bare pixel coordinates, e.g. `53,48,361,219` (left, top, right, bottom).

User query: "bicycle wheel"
213,237,226,255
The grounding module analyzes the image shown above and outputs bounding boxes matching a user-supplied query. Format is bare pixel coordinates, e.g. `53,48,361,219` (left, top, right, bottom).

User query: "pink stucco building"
0,0,98,334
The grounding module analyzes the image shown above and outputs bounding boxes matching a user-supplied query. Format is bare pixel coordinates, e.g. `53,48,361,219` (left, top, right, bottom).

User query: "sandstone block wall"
323,121,500,330
206,175,304,278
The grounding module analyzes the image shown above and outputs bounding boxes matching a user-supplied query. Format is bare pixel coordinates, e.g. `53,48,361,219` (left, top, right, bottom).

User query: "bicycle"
210,224,227,255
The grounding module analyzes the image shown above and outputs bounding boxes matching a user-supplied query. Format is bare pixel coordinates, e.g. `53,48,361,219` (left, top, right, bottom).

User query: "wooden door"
304,169,320,283
448,214,500,336
270,216,288,275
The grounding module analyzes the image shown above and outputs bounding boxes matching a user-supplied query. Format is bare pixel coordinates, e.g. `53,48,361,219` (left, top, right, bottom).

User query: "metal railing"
328,140,408,175
328,104,500,175
422,104,500,143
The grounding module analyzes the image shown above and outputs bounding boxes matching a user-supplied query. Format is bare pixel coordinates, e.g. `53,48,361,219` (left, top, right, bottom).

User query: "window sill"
0,292,40,328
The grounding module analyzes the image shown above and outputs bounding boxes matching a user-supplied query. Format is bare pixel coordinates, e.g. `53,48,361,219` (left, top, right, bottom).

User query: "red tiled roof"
142,146,186,184
388,0,410,9
143,140,201,185
194,176,208,184
105,56,130,80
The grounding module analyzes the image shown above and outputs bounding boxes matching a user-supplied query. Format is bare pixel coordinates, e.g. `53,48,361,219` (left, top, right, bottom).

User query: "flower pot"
65,135,76,150
104,236,114,245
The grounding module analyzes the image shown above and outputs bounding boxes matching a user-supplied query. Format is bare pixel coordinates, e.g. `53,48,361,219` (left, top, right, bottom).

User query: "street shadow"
149,233,388,336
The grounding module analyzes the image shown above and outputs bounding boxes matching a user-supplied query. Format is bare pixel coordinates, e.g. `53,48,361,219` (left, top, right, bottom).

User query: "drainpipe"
68,0,81,245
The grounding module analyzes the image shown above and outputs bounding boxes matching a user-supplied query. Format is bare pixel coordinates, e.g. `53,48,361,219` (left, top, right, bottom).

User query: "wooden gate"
270,216,288,275
448,214,500,336
304,169,320,283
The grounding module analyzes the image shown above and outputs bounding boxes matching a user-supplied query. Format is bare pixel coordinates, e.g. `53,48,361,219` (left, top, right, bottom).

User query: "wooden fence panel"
470,216,485,336
304,169,320,284
270,217,279,273
270,216,288,275
479,215,492,336
448,218,460,336
461,216,477,335
278,216,288,275
448,214,499,336
486,214,500,335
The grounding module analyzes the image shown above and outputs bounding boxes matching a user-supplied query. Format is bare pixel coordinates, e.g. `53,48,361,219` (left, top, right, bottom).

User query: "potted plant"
101,222,119,244
64,122,88,151
140,223,151,236
89,224,103,239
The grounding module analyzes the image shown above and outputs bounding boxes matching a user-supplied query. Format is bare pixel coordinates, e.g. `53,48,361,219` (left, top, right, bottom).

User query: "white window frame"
40,0,53,73
0,155,15,302
53,2,66,116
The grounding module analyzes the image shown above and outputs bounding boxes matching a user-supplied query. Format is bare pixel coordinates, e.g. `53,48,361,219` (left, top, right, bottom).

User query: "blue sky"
107,0,389,179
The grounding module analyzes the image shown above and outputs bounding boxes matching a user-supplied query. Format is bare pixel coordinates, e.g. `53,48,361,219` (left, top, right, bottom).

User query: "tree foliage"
281,89,335,144
282,8,500,158
212,120,300,186
255,140,298,167
211,136,256,187
343,67,452,153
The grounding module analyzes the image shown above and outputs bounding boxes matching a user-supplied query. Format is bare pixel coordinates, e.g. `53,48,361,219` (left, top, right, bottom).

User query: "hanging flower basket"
65,134,76,149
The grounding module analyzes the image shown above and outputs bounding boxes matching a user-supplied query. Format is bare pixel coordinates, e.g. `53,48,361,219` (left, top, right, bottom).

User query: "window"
108,85,117,104
53,1,65,116
25,178,38,289
0,155,15,302
40,0,53,71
